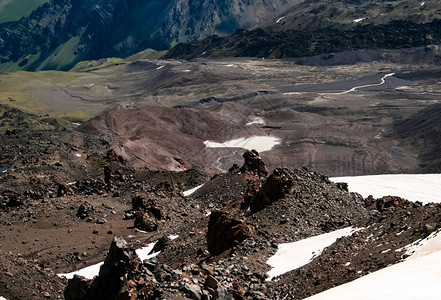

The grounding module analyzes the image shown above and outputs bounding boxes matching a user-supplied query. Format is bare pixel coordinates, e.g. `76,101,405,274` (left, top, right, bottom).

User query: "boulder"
249,168,295,213
182,283,202,300
149,235,170,254
365,195,412,211
207,211,255,256
76,202,95,220
131,193,162,220
65,237,141,300
134,211,158,232
64,275,90,300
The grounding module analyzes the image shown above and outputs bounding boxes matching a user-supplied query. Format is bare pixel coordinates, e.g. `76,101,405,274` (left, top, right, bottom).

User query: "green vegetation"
126,49,168,61
0,0,49,24
0,70,95,121
36,37,85,71
0,104,73,132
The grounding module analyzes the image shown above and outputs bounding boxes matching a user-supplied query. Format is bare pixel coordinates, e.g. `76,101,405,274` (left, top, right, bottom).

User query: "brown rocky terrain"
1,122,440,299
1,57,441,299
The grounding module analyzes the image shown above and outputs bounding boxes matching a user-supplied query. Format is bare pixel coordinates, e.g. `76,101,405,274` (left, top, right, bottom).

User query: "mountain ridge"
0,0,303,71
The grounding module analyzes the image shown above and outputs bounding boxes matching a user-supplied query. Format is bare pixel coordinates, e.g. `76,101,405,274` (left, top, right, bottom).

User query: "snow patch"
305,230,441,300
58,261,104,280
353,18,364,23
266,227,361,280
276,16,285,23
168,234,179,240
183,184,204,197
135,241,160,261
204,136,281,153
331,174,441,204
246,117,265,126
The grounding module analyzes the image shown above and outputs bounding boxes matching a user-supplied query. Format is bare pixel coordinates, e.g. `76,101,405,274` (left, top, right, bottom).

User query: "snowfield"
331,174,441,204
305,230,441,300
204,136,280,152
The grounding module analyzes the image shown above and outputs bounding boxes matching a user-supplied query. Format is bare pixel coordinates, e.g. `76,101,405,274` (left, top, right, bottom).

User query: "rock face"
207,211,256,256
239,150,268,178
249,168,294,212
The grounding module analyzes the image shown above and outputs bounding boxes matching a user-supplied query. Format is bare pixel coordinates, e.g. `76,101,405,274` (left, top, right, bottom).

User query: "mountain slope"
165,0,441,60
396,102,441,172
261,0,441,32
0,0,303,71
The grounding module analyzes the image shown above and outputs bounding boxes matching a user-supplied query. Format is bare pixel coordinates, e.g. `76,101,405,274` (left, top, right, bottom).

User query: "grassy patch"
0,0,49,24
0,70,86,115
126,49,168,61
36,37,84,71
70,57,125,72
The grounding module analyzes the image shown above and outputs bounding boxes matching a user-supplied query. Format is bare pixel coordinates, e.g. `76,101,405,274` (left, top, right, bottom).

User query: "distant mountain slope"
165,0,441,60
0,0,303,71
396,101,441,172
261,0,441,32
165,19,441,59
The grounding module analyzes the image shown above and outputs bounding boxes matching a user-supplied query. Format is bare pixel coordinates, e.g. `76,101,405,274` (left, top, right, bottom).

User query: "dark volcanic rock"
365,195,413,212
65,236,141,300
134,211,158,232
64,275,90,300
240,150,268,178
249,168,295,213
76,202,95,220
207,211,256,256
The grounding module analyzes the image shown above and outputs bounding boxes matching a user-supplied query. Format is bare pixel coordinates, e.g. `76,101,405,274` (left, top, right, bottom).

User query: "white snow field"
305,230,441,300
331,174,441,204
204,136,281,153
266,227,360,280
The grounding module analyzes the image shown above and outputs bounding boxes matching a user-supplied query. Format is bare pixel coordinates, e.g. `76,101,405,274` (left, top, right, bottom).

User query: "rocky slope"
395,102,441,172
76,96,421,177
1,124,440,300
0,0,302,71
165,19,441,60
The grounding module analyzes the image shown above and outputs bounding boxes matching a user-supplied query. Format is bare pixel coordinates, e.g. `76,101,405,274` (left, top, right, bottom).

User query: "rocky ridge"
56,151,440,300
